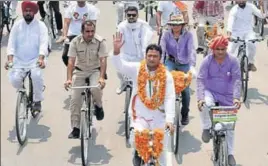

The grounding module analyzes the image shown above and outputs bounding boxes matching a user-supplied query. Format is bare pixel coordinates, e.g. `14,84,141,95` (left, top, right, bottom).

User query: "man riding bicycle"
160,14,196,125
115,5,153,95
192,1,224,53
112,32,175,166
5,1,49,117
37,1,63,35
64,20,107,139
227,0,265,72
197,35,241,166
57,1,100,66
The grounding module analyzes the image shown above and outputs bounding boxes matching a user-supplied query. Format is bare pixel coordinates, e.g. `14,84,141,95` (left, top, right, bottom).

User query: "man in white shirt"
57,1,100,66
5,1,49,117
156,1,188,35
227,0,265,72
112,32,175,166
115,6,154,94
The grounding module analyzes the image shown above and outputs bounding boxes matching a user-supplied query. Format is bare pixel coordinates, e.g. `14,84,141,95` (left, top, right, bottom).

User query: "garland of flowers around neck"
137,60,166,110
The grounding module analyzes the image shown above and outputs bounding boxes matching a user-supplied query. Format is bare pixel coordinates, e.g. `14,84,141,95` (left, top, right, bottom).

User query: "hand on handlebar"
165,122,175,134
233,99,241,109
198,100,205,111
4,61,13,70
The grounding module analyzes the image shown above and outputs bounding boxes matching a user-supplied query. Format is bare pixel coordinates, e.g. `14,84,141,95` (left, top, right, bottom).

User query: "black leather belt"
74,66,108,80
168,55,181,64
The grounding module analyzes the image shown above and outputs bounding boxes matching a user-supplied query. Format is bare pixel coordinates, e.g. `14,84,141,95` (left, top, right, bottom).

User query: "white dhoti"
9,67,44,102
199,90,235,155
130,116,172,166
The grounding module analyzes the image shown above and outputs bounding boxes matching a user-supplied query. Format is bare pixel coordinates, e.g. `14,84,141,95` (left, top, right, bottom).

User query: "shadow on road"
175,130,202,164
68,128,113,165
7,115,52,155
244,88,268,109
63,95,71,110
116,120,125,137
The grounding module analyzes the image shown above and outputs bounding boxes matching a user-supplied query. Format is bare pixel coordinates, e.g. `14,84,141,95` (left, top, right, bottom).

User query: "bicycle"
253,0,265,36
70,80,100,166
121,74,133,147
7,64,45,146
0,1,16,43
229,37,263,102
209,105,238,166
131,128,172,166
172,94,181,155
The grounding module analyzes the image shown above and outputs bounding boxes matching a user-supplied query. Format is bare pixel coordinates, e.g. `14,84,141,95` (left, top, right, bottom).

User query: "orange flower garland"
171,71,192,94
135,129,164,164
137,60,167,110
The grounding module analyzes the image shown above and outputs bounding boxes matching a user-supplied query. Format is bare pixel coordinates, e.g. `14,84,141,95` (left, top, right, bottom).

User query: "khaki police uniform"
68,34,108,128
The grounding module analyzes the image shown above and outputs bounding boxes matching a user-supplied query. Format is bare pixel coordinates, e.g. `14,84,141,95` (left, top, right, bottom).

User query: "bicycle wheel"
15,91,28,145
145,6,149,22
49,5,56,38
5,2,14,33
81,110,90,166
173,97,181,155
124,87,131,144
217,137,228,166
256,18,264,36
241,55,249,102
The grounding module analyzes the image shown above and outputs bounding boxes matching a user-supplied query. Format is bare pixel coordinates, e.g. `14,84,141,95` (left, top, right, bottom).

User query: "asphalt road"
1,1,268,166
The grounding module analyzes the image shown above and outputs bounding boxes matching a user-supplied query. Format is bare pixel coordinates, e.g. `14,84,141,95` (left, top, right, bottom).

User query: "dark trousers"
37,1,63,30
62,35,77,66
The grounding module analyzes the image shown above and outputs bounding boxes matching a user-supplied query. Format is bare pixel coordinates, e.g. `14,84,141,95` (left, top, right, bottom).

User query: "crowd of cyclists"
2,1,268,166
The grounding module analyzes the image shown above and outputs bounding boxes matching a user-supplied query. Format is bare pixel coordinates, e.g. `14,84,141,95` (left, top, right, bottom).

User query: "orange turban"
208,35,229,50
21,1,39,14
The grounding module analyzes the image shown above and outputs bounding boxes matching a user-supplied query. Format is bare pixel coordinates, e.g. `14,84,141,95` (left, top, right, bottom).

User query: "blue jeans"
165,59,190,118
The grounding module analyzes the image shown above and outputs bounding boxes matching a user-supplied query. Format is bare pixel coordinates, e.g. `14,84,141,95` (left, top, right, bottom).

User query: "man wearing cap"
5,1,49,117
160,14,196,125
197,35,241,165
115,5,154,95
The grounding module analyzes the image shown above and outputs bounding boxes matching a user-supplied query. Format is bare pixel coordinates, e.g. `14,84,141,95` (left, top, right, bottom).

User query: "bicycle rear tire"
15,91,28,146
124,87,131,145
145,6,149,22
173,98,181,155
5,1,14,33
241,55,249,102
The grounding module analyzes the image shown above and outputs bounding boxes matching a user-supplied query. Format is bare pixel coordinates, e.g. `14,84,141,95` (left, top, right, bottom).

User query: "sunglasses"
127,13,137,18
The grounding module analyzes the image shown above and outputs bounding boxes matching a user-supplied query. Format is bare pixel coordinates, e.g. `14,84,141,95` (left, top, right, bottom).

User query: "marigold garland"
137,60,166,110
135,129,164,164
171,71,192,94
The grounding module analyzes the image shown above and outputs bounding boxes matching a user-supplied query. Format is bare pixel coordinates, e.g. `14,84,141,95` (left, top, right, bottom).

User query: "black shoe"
32,101,41,118
132,151,142,166
68,127,80,139
95,105,104,121
181,115,189,125
196,47,204,53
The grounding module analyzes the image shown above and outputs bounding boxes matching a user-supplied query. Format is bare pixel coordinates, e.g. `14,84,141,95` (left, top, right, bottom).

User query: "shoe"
132,151,142,166
181,115,189,125
95,105,104,121
68,127,80,139
248,63,257,72
116,82,126,95
32,101,41,118
196,47,204,53
228,155,236,166
202,129,210,143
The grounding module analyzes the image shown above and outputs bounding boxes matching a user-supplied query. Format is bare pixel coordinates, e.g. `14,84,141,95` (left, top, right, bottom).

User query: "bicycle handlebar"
229,37,264,43
70,84,100,89
210,106,238,110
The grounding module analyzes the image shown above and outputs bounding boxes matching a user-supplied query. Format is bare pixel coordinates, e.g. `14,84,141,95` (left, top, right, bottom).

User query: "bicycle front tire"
218,137,228,166
173,98,181,155
15,91,28,146
124,87,131,145
49,5,56,38
240,54,249,102
81,111,90,166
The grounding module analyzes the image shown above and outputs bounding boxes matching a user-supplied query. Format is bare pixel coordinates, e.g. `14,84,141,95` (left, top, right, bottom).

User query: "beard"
238,3,246,8
24,14,34,22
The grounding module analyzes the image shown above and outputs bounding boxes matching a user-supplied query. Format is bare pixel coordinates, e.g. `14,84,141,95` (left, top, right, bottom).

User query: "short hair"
125,6,138,13
81,20,95,32
146,44,162,57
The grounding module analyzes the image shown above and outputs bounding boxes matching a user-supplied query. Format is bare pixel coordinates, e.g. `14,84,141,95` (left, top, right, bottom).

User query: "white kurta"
7,18,49,102
227,3,265,63
112,54,175,165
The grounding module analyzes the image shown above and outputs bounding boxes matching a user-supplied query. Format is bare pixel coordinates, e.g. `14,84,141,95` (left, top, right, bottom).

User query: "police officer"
64,20,108,139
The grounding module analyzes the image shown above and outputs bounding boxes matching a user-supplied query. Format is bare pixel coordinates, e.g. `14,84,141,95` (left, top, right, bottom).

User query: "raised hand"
113,32,124,55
